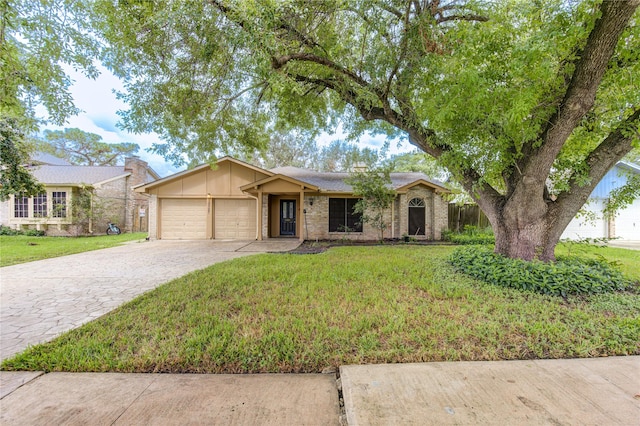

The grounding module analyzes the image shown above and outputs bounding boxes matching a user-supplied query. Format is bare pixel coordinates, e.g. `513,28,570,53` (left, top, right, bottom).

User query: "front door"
280,200,296,236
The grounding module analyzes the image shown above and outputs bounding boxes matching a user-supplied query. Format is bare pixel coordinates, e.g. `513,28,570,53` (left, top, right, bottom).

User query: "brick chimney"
124,156,152,233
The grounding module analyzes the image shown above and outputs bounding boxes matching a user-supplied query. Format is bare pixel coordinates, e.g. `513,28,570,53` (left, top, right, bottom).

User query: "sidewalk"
1,356,638,425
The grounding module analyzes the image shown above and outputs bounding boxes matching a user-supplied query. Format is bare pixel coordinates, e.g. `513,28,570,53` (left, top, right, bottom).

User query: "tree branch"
524,0,639,180
554,108,640,209
272,53,370,88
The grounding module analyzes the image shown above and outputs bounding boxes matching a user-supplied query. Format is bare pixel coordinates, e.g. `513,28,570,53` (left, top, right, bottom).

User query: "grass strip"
0,233,148,267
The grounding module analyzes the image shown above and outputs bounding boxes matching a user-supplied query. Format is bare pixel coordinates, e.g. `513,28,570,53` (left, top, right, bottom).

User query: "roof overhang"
240,174,319,193
395,179,451,194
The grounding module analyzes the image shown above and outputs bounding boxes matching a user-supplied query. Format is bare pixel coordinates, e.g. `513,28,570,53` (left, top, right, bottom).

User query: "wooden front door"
280,200,296,236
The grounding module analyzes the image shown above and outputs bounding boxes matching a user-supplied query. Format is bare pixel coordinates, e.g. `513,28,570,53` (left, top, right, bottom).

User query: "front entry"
280,200,296,236
408,197,426,236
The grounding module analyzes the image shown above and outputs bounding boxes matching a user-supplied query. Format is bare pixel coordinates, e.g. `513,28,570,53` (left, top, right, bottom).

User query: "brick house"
134,157,449,241
0,153,160,235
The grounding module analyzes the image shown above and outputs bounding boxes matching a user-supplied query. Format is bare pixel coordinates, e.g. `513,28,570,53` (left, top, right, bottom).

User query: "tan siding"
182,172,207,195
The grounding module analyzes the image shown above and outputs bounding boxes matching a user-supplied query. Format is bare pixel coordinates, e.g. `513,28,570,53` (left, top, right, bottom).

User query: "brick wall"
303,195,396,241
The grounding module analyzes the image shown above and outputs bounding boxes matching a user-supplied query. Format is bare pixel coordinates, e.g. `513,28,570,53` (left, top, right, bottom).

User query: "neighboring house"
134,157,450,241
561,161,640,241
0,153,160,236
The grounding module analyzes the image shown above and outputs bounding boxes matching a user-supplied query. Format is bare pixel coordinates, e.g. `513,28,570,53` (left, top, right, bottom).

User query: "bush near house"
450,245,634,297
443,225,495,245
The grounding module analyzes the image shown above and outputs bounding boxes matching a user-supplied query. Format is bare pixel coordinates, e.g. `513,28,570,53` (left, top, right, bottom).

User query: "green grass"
0,233,148,267
2,246,638,374
556,242,640,282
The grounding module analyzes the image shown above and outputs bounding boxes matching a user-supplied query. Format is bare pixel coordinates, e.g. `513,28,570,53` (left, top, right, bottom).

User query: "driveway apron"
0,240,299,361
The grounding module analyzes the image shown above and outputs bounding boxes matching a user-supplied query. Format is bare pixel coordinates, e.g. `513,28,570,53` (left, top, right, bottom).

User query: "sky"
41,64,414,178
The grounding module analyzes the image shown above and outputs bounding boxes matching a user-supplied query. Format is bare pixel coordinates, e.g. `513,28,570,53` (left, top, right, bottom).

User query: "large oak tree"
95,0,639,260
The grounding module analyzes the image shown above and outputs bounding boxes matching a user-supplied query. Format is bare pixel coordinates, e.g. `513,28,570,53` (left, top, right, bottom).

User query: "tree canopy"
0,116,44,201
39,128,139,166
1,0,99,128
93,0,638,260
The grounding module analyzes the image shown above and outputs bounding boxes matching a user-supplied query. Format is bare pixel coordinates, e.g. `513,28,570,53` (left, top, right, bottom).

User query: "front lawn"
0,233,148,267
3,245,638,373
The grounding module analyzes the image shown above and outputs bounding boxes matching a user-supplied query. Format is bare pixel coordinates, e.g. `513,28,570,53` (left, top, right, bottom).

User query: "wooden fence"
448,204,490,232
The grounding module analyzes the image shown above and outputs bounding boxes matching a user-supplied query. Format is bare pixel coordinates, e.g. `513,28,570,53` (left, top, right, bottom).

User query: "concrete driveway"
0,239,300,361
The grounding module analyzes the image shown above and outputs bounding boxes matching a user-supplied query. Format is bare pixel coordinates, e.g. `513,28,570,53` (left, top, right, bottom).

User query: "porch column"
257,189,263,241
299,189,305,241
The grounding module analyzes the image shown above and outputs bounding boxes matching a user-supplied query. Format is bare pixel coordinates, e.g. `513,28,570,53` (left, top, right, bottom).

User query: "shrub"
0,226,20,236
23,229,45,237
443,225,495,245
450,246,632,297
0,226,45,237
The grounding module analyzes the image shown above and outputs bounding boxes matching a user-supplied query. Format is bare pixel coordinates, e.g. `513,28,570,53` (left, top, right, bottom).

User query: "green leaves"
345,164,396,240
1,0,100,126
450,246,633,297
0,116,44,201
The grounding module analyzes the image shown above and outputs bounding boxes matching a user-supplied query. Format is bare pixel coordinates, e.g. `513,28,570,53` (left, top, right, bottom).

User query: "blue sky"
41,64,412,177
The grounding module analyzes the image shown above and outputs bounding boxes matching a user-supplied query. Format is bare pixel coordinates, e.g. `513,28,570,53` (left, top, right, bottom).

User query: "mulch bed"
287,239,454,254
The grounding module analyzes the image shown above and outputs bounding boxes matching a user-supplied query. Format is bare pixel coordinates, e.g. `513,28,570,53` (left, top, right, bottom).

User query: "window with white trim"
52,191,67,218
14,195,29,218
33,193,47,217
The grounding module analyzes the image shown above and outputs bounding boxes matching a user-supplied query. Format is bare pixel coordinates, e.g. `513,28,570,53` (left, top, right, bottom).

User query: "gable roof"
240,174,320,192
134,156,274,192
269,167,449,193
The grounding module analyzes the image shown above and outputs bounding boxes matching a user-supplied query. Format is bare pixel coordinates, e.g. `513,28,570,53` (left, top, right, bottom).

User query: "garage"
615,199,640,240
561,199,607,240
214,199,257,239
160,198,207,239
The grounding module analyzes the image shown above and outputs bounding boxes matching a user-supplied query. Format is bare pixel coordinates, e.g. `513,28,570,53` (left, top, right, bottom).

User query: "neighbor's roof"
269,167,449,193
617,161,640,174
30,152,72,166
30,165,129,186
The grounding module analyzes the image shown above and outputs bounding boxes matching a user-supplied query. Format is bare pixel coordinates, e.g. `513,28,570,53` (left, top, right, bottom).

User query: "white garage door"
615,199,640,240
214,199,256,239
561,199,607,240
160,198,207,239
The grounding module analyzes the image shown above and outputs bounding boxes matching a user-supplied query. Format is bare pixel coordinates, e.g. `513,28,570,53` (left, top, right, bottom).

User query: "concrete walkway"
0,239,301,361
1,357,638,425
341,357,640,425
608,240,640,250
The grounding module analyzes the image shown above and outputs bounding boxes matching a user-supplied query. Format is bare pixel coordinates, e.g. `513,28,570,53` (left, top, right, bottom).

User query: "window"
14,195,29,218
329,198,362,232
52,191,67,218
33,193,47,217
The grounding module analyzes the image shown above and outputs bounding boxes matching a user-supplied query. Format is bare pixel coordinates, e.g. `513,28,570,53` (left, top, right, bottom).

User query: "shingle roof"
30,165,129,185
269,167,447,192
30,152,71,166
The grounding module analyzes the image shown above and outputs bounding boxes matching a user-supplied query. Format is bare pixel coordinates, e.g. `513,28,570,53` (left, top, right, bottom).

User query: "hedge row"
0,226,45,236
449,246,631,297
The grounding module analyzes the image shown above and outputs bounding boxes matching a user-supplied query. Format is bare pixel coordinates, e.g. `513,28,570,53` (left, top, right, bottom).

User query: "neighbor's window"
33,193,47,217
329,198,362,232
14,195,29,218
52,191,67,218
